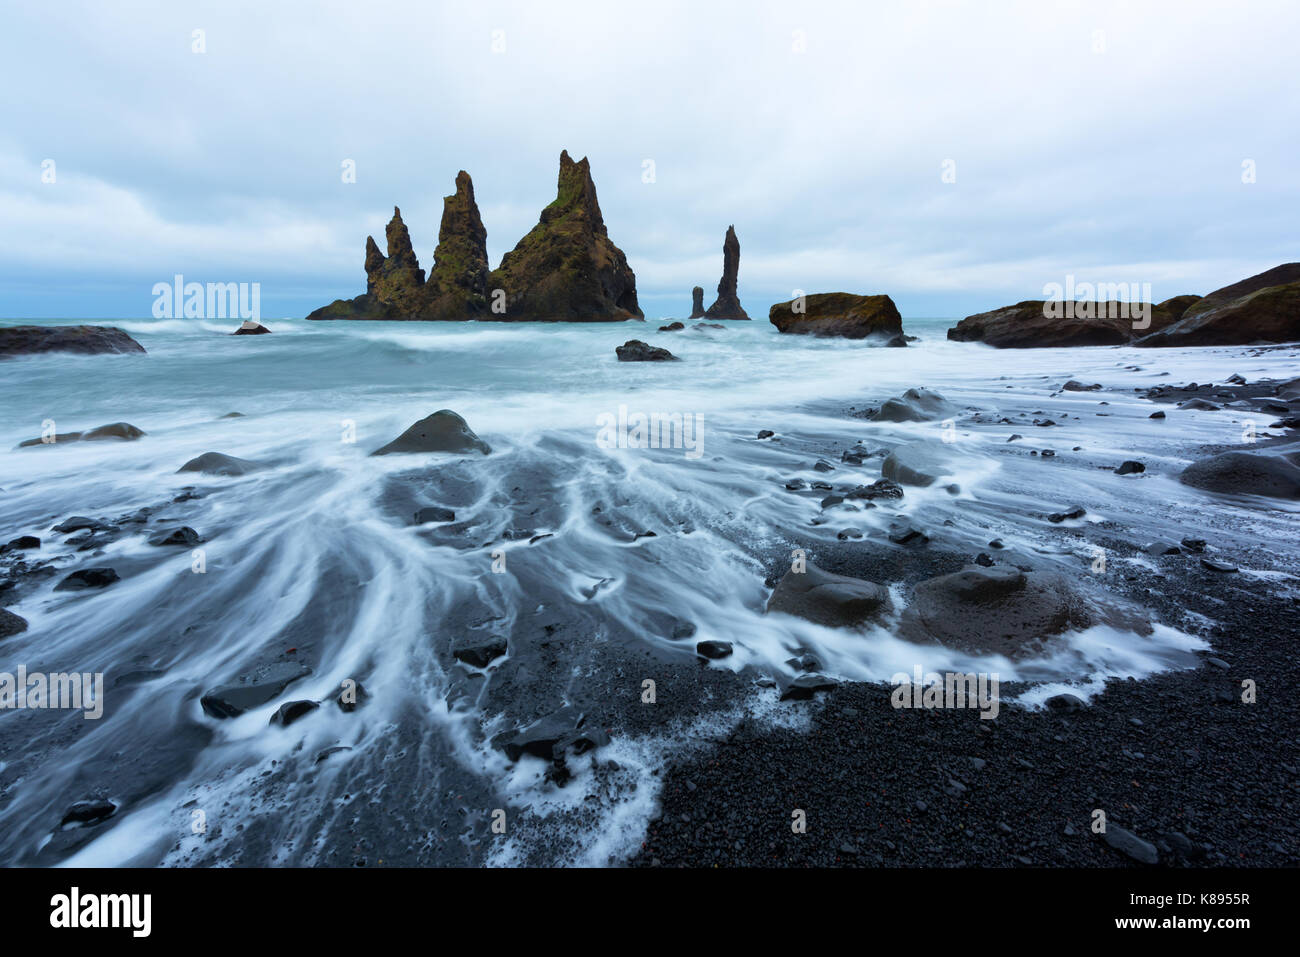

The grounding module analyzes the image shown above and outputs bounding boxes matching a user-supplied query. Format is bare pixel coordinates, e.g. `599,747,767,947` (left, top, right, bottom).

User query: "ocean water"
1,315,1297,866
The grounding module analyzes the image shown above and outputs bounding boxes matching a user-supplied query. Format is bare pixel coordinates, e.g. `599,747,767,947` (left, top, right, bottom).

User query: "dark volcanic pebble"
54,568,119,591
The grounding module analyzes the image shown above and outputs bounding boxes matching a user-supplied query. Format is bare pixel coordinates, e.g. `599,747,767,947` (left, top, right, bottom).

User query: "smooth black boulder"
414,507,456,524
270,699,320,726
616,340,677,362
1,536,39,553
1179,449,1300,499
233,320,271,335
18,422,145,447
696,640,733,659
766,561,891,628
372,410,490,456
871,388,955,423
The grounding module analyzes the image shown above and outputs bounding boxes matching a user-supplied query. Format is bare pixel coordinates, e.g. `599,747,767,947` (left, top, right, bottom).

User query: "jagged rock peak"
427,170,489,313
705,225,749,319
385,206,421,272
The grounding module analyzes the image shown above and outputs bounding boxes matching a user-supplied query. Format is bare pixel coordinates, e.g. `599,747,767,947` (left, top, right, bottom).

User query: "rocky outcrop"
425,171,491,320
689,286,705,319
488,151,642,321
769,292,903,339
306,173,492,321
0,608,28,639
703,226,749,320
0,325,146,358
1137,266,1300,347
232,321,271,335
371,410,490,456
615,339,677,361
947,299,1187,348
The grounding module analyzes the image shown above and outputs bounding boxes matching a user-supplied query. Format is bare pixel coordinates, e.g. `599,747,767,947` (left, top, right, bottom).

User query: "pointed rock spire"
426,171,490,318
704,225,749,320
488,150,641,321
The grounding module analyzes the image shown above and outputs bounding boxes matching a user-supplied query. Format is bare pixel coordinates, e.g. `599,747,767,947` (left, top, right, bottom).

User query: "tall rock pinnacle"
704,225,749,320
487,150,642,321
426,170,490,319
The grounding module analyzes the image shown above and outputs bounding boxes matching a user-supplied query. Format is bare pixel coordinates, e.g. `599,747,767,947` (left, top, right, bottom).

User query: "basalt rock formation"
703,226,749,320
488,151,641,321
0,325,146,358
425,171,491,320
946,298,1189,348
689,286,705,318
309,155,640,322
769,292,903,339
1136,264,1300,347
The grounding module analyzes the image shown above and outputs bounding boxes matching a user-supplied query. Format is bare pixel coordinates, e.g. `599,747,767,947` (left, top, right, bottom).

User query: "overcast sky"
2,0,1297,320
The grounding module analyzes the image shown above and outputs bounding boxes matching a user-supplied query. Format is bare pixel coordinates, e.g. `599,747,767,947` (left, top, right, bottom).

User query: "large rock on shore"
178,452,267,476
0,325,146,358
703,226,749,320
1179,449,1300,499
616,340,677,361
0,608,28,639
488,151,642,321
372,410,491,456
766,561,891,628
1137,266,1300,347
769,292,903,339
901,565,1090,658
946,299,1186,348
689,286,705,319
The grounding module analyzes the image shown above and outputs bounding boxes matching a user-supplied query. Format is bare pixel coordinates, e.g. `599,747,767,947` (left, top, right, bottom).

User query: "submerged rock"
703,226,749,320
881,442,954,487
178,451,267,476
1179,449,1300,499
232,320,271,335
658,321,685,332
0,325,146,358
371,410,490,456
0,607,28,639
200,662,313,718
615,339,677,362
54,568,119,591
769,292,903,339
766,561,891,628
871,387,954,423
148,526,203,547
18,422,145,447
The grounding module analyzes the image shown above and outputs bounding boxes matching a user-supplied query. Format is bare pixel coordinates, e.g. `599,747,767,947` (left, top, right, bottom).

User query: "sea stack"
425,171,491,320
704,225,750,319
689,286,705,319
487,151,642,321
305,157,640,322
